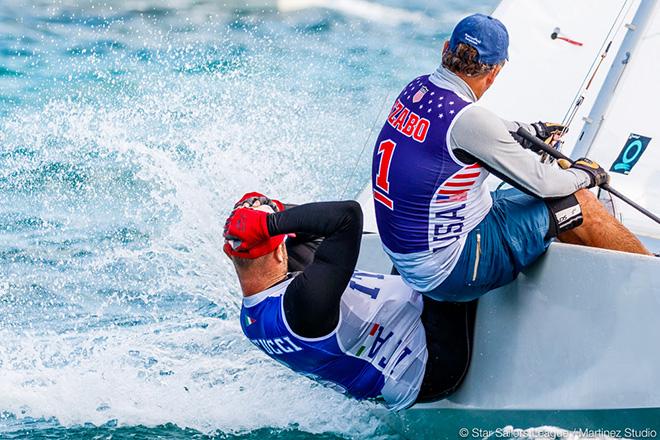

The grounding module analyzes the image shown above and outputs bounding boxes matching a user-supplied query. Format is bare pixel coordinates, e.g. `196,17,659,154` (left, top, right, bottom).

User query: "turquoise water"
1,1,654,439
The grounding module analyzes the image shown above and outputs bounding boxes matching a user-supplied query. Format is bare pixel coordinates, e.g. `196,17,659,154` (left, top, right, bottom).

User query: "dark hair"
442,43,500,77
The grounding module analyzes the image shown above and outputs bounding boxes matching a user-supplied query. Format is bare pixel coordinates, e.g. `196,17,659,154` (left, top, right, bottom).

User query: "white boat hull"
357,235,660,414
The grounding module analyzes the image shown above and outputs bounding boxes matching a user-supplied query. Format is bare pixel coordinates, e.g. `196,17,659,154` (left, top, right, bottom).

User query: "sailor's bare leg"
557,189,652,255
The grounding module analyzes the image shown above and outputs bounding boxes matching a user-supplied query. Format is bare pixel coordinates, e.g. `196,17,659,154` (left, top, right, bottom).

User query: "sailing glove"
558,157,610,188
532,121,567,144
224,207,270,246
510,121,566,155
223,192,288,259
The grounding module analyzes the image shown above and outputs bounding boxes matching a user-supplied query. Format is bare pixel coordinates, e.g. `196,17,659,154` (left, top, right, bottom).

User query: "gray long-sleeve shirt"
429,66,591,198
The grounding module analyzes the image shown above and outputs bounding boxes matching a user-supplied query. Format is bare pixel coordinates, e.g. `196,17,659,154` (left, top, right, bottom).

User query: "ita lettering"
350,272,385,299
368,326,414,374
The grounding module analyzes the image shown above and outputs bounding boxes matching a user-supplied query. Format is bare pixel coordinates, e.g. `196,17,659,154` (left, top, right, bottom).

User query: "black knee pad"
545,194,584,239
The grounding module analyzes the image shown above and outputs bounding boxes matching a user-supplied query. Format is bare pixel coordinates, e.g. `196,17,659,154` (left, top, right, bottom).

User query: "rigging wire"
539,0,635,164
341,92,390,199
554,0,638,218
558,0,636,138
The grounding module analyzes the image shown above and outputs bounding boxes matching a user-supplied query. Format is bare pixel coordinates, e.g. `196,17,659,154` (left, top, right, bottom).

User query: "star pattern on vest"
398,76,465,122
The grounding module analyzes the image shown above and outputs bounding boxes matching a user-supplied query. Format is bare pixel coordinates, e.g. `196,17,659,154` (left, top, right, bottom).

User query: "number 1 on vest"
374,139,396,210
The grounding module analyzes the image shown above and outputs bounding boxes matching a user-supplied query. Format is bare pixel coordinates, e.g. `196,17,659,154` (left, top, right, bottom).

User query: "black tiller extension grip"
515,127,660,225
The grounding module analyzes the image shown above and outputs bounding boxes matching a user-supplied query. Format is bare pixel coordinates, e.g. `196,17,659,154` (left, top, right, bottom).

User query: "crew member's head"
443,13,509,99
223,193,288,295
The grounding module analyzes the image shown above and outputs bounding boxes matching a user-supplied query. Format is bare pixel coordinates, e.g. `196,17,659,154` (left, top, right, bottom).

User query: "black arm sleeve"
281,203,323,272
267,201,363,338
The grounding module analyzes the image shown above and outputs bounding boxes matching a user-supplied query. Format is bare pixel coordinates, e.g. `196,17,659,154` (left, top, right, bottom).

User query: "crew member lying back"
223,193,476,410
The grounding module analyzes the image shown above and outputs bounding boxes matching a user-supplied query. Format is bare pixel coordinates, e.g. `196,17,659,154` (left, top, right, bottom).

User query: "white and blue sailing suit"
241,271,426,410
372,67,592,300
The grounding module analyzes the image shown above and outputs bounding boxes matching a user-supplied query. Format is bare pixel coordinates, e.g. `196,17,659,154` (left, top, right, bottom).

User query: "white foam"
277,0,433,27
0,319,381,436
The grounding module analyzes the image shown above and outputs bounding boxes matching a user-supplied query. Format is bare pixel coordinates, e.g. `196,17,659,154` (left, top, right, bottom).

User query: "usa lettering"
251,336,303,355
431,204,466,246
387,99,430,143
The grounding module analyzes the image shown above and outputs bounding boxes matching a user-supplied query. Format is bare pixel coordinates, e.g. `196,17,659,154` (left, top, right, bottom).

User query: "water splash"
0,0,497,438
0,319,389,436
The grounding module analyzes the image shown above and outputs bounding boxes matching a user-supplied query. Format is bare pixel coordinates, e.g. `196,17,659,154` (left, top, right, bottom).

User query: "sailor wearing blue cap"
449,13,509,65
371,14,650,302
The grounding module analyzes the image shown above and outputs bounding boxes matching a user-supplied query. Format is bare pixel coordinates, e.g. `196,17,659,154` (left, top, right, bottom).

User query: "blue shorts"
425,188,552,302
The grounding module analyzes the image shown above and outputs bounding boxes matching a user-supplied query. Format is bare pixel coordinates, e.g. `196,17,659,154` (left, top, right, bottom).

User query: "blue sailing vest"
371,75,492,292
240,271,427,410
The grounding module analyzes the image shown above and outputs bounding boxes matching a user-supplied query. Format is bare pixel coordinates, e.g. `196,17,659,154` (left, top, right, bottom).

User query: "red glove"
224,207,270,250
223,192,288,259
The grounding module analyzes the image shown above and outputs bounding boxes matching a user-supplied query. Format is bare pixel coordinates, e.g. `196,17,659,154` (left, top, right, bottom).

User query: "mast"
571,0,659,158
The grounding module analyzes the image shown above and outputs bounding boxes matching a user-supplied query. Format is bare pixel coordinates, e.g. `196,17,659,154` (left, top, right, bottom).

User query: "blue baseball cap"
449,13,509,65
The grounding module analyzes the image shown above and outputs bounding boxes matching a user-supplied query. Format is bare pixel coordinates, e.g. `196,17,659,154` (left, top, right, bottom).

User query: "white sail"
570,2,660,238
483,0,660,239
481,0,640,151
